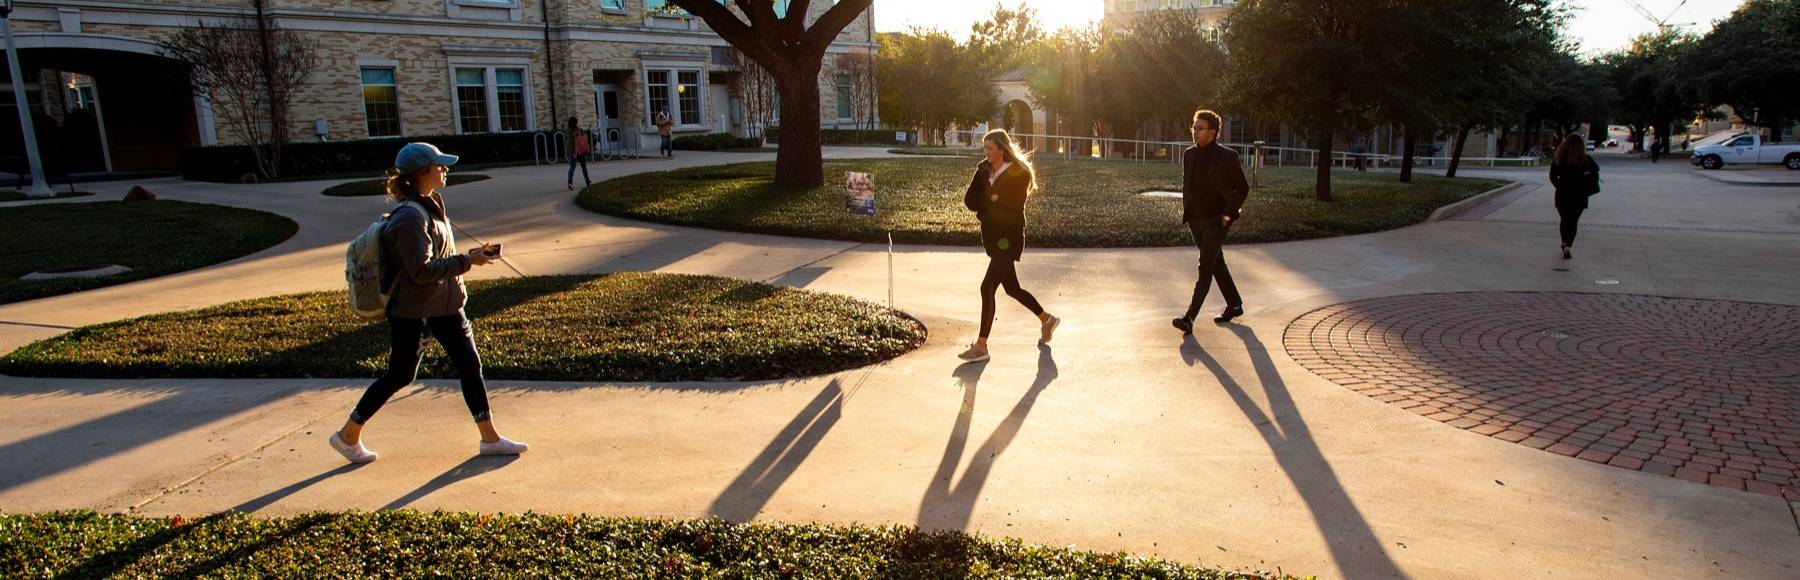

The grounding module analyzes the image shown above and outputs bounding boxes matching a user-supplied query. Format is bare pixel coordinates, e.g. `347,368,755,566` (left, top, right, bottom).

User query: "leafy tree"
1685,0,1800,138
1026,28,1099,154
1223,0,1395,201
1599,30,1703,153
159,19,317,180
877,30,997,144
1436,0,1565,177
1090,10,1225,146
670,0,874,189
969,2,1046,77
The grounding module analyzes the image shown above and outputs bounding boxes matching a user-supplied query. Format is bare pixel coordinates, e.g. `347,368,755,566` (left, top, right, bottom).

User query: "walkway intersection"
1,149,1796,579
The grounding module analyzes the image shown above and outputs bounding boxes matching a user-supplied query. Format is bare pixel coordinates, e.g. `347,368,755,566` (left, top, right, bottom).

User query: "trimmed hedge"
0,511,1297,579
0,272,927,383
674,133,765,151
180,132,540,183
764,128,904,146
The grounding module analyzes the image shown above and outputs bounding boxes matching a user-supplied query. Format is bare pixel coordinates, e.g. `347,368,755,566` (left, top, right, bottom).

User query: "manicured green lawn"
322,173,491,197
1,273,926,383
0,201,297,305
0,511,1294,579
0,190,94,202
577,158,1505,247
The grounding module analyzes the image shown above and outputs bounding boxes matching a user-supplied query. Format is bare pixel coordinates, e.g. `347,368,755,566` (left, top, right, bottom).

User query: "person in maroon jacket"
1172,109,1250,335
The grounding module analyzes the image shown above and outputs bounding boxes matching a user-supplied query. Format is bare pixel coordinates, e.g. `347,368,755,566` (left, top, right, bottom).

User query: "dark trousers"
660,135,673,156
1557,205,1584,246
979,256,1044,338
1183,219,1242,321
350,312,491,425
566,154,589,185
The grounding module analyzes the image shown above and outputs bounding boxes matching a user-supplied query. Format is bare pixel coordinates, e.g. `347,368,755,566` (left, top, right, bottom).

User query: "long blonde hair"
982,129,1037,195
1552,133,1589,166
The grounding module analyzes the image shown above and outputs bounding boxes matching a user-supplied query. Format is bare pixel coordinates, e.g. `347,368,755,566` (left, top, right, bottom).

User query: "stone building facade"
0,0,877,172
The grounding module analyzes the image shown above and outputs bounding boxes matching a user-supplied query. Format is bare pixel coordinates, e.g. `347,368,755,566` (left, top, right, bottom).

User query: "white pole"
886,231,894,309
2,14,51,198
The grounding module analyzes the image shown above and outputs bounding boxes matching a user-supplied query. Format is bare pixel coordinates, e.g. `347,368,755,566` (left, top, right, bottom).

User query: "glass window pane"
363,85,400,137
602,0,624,8
456,68,485,86
647,69,670,124
496,69,524,86
497,86,526,132
360,68,396,86
457,85,488,133
677,71,700,125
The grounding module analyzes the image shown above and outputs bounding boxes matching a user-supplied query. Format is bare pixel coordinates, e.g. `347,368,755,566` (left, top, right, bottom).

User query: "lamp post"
1,0,51,197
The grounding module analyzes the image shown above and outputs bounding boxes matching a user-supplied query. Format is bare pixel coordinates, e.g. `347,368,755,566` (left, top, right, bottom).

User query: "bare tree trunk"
1315,126,1333,202
1447,123,1471,178
1400,127,1417,184
775,66,824,189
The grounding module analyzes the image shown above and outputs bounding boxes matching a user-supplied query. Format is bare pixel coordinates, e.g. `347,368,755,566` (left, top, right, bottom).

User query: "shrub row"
0,511,1292,579
180,132,541,183
764,128,905,145
673,133,765,151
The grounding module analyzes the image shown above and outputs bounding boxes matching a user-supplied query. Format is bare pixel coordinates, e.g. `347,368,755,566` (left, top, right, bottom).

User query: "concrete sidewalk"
2,149,1797,579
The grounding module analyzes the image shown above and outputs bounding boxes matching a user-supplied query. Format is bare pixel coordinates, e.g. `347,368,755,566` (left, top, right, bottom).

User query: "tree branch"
802,0,871,55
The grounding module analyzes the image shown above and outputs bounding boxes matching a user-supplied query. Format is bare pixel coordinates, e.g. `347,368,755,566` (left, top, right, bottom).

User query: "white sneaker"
956,344,990,363
479,436,529,456
329,432,377,464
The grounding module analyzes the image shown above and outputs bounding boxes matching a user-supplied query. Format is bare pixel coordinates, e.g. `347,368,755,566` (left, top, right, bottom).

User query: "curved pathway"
1,149,1797,579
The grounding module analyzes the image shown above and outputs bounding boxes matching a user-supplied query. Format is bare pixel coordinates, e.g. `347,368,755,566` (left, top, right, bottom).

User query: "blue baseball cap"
394,142,459,174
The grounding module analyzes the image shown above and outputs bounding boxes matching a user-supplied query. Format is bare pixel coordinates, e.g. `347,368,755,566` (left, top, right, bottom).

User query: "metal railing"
940,130,1539,168
535,127,644,164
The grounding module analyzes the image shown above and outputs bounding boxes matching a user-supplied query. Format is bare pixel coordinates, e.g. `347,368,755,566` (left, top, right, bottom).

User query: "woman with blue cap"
329,142,528,464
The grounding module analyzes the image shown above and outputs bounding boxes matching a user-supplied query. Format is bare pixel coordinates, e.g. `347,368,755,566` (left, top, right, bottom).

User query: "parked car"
1690,133,1800,170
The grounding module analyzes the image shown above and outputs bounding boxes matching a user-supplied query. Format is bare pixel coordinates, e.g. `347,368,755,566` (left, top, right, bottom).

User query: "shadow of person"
231,464,364,513
383,455,519,510
918,344,1057,533
1184,327,1409,579
708,379,845,522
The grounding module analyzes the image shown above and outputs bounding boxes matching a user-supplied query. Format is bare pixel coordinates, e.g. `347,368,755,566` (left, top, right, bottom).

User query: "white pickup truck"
1690,132,1800,170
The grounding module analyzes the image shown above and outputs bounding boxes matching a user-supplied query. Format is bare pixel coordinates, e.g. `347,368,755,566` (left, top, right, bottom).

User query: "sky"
871,0,1748,55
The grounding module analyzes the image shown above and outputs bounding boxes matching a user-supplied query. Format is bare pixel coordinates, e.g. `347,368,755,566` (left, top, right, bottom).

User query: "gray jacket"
379,200,471,319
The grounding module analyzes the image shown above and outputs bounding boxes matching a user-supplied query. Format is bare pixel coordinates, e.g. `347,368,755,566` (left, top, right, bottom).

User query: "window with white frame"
645,67,704,128
360,67,401,137
834,73,852,120
453,66,531,133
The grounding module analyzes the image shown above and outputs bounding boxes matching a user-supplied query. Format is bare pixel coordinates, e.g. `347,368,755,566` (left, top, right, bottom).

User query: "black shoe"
1213,306,1244,324
1562,245,1572,259
1171,317,1193,335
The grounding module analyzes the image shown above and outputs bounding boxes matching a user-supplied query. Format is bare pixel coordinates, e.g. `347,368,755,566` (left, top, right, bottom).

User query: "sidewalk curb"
1690,169,1800,188
1429,181,1525,222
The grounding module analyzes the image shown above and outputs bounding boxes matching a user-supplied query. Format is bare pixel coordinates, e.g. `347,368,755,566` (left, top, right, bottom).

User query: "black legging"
350,312,491,424
1557,205,1584,246
978,257,1044,338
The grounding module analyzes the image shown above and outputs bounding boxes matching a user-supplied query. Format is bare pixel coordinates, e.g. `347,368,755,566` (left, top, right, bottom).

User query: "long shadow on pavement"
1182,327,1408,580
232,464,364,512
708,379,844,522
384,455,520,510
918,345,1057,532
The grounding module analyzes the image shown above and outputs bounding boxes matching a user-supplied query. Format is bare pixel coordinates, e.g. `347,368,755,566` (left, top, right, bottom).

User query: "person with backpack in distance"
956,129,1060,363
1548,133,1601,260
333,142,527,464
565,116,591,190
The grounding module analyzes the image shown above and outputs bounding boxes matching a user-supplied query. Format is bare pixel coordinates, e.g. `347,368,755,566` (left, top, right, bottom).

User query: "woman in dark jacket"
1548,133,1601,259
957,129,1059,363
329,142,528,464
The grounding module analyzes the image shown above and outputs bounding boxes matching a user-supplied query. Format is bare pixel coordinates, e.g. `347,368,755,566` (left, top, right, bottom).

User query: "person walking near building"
1172,109,1249,334
1548,133,1601,260
655,109,676,158
329,142,528,464
564,116,590,190
957,129,1059,363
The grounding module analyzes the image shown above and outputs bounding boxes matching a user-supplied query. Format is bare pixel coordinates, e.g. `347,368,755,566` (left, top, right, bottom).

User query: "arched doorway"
1,34,200,174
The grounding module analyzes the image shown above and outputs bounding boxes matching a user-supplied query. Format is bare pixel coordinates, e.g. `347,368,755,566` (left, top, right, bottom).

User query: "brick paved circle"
1284,292,1800,499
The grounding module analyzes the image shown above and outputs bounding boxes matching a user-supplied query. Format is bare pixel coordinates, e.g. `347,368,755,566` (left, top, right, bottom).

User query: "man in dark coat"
1173,109,1250,334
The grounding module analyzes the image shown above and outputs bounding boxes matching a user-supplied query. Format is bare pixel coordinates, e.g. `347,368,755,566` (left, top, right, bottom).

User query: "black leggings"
1557,205,1584,246
350,312,491,425
978,256,1044,338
